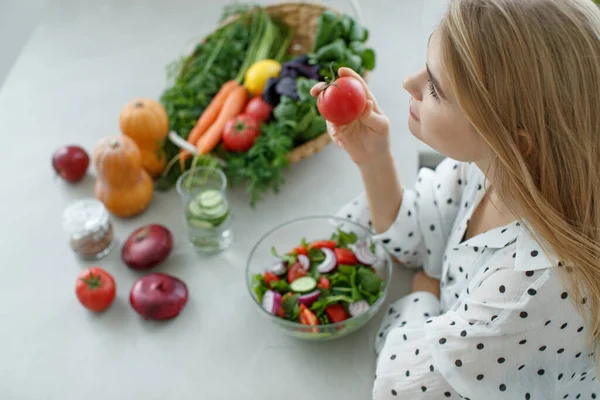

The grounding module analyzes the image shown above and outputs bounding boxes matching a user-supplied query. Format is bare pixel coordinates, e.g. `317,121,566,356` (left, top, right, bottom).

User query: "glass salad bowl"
246,216,393,341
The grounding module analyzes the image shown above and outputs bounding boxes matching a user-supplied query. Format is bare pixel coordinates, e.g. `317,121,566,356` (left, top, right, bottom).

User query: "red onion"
262,290,282,314
297,254,310,271
317,248,337,273
354,241,378,265
52,145,89,182
269,261,287,276
129,273,188,320
122,224,173,270
298,290,321,307
349,300,370,317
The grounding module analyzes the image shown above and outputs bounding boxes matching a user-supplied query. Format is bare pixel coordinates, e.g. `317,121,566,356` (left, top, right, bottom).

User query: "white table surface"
0,1,445,399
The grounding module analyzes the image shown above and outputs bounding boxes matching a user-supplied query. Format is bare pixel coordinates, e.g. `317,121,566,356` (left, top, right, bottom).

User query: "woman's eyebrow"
426,63,447,100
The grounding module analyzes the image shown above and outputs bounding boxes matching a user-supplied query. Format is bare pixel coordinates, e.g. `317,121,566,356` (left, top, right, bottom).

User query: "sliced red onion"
349,300,370,317
354,241,378,265
317,248,337,273
269,261,287,276
262,290,282,315
298,290,321,307
297,254,310,271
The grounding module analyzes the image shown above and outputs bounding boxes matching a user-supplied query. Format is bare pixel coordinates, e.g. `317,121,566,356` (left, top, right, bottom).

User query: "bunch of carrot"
179,80,248,169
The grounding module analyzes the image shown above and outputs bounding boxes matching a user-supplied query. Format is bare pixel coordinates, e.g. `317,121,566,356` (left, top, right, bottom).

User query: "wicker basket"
188,2,368,165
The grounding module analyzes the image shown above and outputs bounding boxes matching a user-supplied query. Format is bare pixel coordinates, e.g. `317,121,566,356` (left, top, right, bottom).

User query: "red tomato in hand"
299,304,319,326
263,271,281,288
244,97,273,122
334,248,359,265
287,262,307,283
222,114,261,152
75,267,116,312
325,303,348,323
316,77,367,126
309,240,337,250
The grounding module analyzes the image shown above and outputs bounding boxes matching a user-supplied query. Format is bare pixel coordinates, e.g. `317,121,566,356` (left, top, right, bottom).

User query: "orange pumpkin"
119,98,169,177
93,136,153,218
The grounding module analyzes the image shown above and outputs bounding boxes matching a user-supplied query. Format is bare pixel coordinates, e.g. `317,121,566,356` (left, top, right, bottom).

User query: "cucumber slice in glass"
188,219,214,229
198,190,224,208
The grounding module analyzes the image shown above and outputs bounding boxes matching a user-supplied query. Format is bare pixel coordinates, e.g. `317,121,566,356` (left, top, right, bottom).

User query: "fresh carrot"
195,85,248,155
179,80,239,169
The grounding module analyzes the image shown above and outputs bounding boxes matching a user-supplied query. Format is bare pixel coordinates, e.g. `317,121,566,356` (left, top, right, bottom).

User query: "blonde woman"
312,0,600,398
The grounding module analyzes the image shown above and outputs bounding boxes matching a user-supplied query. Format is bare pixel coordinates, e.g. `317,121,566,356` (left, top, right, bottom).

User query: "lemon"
244,59,282,97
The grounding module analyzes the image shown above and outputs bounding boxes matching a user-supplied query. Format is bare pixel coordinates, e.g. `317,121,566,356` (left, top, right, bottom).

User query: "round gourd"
93,135,153,218
119,98,169,177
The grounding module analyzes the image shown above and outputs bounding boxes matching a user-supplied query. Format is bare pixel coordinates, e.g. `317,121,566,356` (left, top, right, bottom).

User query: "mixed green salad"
252,229,385,326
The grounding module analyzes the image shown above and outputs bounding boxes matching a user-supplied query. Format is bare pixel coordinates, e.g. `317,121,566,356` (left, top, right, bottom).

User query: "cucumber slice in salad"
290,276,317,293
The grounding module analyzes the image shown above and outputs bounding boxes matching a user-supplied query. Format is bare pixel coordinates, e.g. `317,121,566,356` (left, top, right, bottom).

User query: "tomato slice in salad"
317,276,331,289
264,272,281,288
287,262,307,283
334,248,359,265
299,304,319,326
325,303,348,323
291,246,308,256
309,240,337,250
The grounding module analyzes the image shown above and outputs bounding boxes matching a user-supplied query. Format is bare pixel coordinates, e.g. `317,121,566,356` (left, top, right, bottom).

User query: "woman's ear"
517,129,533,156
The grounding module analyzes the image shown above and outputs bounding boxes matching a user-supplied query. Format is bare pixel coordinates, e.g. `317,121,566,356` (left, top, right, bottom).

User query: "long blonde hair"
438,0,600,342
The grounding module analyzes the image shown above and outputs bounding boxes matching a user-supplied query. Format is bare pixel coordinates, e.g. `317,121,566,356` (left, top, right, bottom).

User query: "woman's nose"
403,69,426,101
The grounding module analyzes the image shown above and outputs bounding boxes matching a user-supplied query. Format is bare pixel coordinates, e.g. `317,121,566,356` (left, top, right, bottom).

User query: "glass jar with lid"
62,198,114,260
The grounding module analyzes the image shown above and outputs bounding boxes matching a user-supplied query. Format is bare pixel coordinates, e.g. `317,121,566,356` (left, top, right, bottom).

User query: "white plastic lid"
62,198,109,236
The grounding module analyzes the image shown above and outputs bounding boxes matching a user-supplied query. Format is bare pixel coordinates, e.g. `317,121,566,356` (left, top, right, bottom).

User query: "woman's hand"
311,67,391,166
411,271,441,299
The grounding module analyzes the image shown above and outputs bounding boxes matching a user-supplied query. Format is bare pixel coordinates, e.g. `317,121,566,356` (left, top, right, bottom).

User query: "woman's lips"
410,106,420,122
409,98,420,122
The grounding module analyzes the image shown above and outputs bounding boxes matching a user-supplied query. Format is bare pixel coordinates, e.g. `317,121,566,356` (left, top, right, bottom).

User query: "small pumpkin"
119,98,169,177
93,135,153,218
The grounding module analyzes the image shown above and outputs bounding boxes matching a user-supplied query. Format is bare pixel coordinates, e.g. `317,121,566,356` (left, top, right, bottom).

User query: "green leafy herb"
271,246,297,265
270,280,290,293
357,268,384,294
310,11,376,77
329,271,351,287
350,267,362,301
308,247,326,264
331,228,358,248
252,274,268,303
310,294,355,316
338,264,356,276
272,77,326,145
282,293,300,319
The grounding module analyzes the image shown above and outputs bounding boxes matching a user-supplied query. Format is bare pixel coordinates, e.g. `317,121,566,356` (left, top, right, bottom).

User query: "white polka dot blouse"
336,158,599,400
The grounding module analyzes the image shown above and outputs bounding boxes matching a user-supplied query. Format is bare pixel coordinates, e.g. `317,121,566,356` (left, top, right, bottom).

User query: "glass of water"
176,167,233,253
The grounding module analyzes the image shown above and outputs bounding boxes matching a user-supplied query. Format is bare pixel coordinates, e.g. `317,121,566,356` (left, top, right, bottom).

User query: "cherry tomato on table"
75,267,116,312
334,248,359,265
